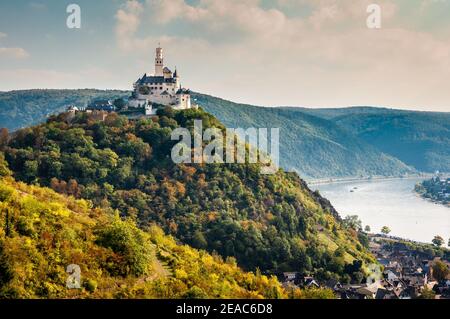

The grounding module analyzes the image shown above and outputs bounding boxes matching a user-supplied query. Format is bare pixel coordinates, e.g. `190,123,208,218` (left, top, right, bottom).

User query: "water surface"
314,178,450,244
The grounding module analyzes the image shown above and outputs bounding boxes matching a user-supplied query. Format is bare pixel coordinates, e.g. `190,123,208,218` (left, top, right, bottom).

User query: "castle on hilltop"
128,46,194,115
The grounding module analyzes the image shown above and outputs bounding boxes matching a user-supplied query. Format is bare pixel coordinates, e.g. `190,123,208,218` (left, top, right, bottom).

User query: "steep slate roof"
176,88,191,94
137,75,176,84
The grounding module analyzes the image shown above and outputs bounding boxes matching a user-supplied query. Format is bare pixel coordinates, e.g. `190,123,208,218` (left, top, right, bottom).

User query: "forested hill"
193,93,415,179
1,107,374,284
331,111,450,173
1,166,333,298
3,89,445,178
278,106,450,173
0,89,129,131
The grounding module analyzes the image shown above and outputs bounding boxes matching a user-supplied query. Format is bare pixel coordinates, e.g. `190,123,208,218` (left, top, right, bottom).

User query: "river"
313,178,450,244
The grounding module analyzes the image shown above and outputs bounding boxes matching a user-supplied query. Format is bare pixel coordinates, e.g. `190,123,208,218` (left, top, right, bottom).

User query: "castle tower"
155,46,163,76
174,67,180,89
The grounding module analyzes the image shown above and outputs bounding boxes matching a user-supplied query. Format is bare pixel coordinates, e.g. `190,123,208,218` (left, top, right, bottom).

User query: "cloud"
0,31,30,59
0,47,30,59
0,32,30,59
115,0,150,52
29,2,47,10
0,67,126,91
113,0,450,111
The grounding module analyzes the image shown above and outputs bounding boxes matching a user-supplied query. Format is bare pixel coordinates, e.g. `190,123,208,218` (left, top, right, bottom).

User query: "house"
385,270,400,281
403,274,427,287
375,288,398,299
66,105,79,112
282,272,299,282
356,282,385,299
303,276,320,288
87,100,115,112
325,279,343,291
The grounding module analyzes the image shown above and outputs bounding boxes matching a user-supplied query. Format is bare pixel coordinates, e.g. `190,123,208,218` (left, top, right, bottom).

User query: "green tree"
0,128,8,149
182,286,208,299
364,225,371,233
0,243,13,286
23,160,38,182
0,152,11,177
157,106,175,118
432,260,449,282
431,235,444,247
342,215,362,231
381,226,391,235
113,98,126,110
138,86,150,95
96,216,153,277
299,287,335,299
419,287,435,299
191,230,208,250
352,271,364,284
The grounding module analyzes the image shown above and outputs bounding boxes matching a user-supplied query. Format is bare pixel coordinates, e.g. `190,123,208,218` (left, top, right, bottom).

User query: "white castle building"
128,46,193,115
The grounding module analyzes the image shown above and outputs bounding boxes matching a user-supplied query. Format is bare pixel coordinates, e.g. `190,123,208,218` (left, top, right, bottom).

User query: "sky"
0,0,450,111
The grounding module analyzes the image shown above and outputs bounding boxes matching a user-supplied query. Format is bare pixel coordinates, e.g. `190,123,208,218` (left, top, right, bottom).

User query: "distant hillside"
282,106,450,173
331,111,450,173
193,93,415,179
0,89,129,131
278,106,394,120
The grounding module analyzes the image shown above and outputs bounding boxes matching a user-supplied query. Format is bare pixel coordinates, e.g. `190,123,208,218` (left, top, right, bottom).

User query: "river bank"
414,177,450,208
306,173,437,186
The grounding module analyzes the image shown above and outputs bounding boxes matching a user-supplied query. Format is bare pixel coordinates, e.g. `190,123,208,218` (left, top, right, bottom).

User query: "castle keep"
128,46,193,115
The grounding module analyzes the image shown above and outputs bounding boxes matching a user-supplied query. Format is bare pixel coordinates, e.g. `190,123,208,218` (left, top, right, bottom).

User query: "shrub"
96,216,153,277
182,286,208,299
84,279,98,293
0,153,11,177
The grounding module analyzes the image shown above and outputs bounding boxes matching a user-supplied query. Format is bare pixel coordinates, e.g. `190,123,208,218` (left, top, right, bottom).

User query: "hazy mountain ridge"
0,89,129,131
193,93,416,179
279,105,450,173
332,112,450,173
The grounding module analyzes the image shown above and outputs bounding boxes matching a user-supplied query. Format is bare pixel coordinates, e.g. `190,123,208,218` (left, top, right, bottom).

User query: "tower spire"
155,46,163,76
